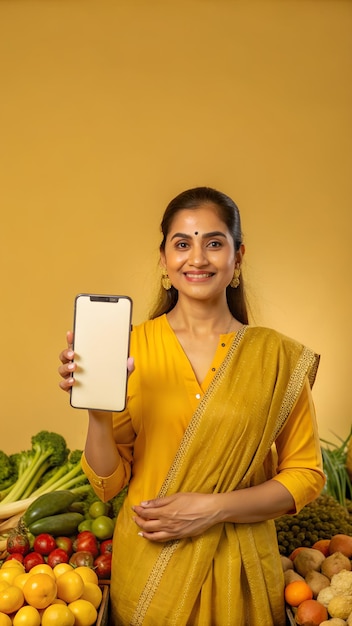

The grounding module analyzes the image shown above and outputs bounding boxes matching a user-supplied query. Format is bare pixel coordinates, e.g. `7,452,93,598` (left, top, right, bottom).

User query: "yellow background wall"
0,0,351,454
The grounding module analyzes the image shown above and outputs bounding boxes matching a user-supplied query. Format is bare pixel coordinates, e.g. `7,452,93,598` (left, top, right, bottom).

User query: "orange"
80,582,103,609
295,598,328,625
56,570,84,603
51,598,67,605
1,561,25,572
0,613,12,626
0,584,9,594
28,564,56,580
0,567,25,586
68,599,98,626
23,573,57,609
74,567,99,586
52,563,73,579
41,603,75,626
0,584,25,614
13,573,31,591
284,580,313,607
12,605,41,626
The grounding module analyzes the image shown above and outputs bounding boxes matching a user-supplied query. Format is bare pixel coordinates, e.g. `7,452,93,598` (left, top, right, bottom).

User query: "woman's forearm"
214,480,295,524
84,410,121,477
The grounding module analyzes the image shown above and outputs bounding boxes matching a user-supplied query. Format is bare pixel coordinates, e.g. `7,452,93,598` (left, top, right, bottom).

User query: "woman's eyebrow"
170,231,227,241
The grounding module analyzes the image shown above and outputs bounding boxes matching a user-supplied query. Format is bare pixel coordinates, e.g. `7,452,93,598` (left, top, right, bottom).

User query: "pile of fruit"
282,533,352,625
0,558,103,625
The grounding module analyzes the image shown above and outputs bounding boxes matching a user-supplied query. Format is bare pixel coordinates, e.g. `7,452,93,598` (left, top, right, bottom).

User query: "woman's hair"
149,186,249,324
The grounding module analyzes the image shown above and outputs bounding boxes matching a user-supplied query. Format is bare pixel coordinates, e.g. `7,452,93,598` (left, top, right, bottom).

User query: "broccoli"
0,451,18,498
275,494,352,556
109,485,128,518
29,449,89,499
0,431,69,504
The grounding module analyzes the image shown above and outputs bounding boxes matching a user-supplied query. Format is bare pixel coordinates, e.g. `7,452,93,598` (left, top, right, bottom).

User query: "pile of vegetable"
282,534,352,625
0,431,127,573
276,495,352,557
0,430,91,521
276,430,352,558
1,486,127,578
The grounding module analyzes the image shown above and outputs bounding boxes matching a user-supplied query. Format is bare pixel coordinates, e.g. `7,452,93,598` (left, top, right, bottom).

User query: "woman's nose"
188,243,208,266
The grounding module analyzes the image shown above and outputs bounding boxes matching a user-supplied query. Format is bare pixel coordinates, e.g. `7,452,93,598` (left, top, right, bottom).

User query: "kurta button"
211,367,216,371
221,343,226,347
195,393,201,399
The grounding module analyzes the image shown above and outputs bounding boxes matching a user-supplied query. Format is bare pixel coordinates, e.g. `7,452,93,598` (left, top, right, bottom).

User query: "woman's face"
161,203,242,302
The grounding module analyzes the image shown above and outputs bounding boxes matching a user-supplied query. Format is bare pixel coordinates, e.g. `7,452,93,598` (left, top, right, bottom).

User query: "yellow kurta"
82,315,325,625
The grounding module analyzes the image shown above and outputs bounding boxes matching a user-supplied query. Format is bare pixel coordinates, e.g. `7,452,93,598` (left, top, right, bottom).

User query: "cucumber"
23,491,77,527
28,512,84,537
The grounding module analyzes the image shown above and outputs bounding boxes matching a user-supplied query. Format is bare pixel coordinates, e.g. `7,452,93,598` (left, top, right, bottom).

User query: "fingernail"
67,351,74,358
68,363,74,370
138,532,144,537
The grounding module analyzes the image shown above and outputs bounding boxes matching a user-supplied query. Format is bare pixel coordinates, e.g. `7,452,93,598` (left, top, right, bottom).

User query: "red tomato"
23,551,45,572
55,536,73,556
69,550,95,568
7,530,30,556
94,553,112,579
33,533,57,556
47,548,70,568
73,531,99,558
5,553,24,563
100,539,113,555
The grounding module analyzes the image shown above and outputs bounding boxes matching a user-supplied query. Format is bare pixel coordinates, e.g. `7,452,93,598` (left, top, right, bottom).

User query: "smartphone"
70,294,133,412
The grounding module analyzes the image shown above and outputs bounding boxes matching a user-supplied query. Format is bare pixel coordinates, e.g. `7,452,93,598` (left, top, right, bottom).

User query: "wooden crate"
96,584,110,626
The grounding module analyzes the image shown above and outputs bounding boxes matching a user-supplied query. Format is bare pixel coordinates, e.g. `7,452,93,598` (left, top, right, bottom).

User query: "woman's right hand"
58,330,75,392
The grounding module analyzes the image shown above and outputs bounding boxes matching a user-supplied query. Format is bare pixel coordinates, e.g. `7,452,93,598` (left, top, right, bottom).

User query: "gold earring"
161,269,172,290
230,267,240,288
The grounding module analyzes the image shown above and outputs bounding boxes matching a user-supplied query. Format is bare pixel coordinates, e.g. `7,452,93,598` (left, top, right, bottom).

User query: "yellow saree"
111,326,320,626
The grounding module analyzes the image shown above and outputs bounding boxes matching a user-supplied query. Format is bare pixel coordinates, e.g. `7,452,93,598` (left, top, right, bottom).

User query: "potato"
321,553,352,579
328,595,352,620
280,555,294,572
329,534,352,558
284,569,304,585
305,570,330,598
320,620,346,626
293,547,325,577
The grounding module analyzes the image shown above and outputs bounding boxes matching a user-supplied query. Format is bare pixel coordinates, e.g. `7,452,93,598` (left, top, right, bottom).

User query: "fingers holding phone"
58,331,76,392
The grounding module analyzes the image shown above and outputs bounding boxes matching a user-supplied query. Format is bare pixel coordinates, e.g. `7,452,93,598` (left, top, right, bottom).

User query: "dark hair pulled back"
149,186,248,324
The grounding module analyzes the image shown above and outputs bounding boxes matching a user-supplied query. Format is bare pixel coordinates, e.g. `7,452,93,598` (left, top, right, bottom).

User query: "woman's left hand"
132,492,219,542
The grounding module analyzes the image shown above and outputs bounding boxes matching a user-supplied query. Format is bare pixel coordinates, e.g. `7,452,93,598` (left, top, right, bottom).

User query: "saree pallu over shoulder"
113,326,320,626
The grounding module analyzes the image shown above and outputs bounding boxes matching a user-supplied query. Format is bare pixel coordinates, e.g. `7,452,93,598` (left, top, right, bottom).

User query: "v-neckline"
163,314,236,388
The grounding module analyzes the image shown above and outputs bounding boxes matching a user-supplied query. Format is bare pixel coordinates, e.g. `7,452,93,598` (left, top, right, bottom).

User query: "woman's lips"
184,272,214,281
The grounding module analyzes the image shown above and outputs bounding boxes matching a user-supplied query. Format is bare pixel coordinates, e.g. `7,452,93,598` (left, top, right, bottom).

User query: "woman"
59,187,325,626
